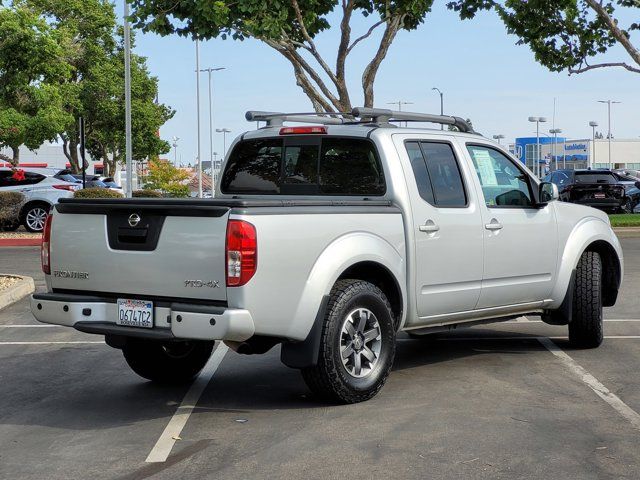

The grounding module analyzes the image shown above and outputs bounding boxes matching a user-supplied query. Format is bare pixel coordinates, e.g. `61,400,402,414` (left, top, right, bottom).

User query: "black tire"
21,202,50,232
569,251,603,348
623,198,634,214
122,339,214,384
302,279,396,404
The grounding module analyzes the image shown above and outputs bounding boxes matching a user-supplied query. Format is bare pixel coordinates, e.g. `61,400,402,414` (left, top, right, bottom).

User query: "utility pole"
432,87,444,130
124,0,133,197
598,100,621,170
549,128,562,171
216,128,231,158
528,117,547,177
387,101,413,127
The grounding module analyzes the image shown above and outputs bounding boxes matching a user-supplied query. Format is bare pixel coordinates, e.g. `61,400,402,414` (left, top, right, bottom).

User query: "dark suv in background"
544,169,626,213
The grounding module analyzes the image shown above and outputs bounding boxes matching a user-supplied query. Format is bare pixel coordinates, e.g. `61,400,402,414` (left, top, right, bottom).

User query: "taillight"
53,184,77,191
226,220,257,287
279,126,327,135
41,213,52,274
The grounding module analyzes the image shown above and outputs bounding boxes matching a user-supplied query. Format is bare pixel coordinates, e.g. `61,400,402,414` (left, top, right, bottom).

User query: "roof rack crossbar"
351,107,474,133
245,111,346,126
245,108,475,133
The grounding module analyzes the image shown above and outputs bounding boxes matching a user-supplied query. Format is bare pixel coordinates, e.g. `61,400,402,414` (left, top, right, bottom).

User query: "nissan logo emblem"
128,213,141,227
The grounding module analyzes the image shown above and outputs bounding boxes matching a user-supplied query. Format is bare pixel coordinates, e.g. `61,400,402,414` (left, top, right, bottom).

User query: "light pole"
172,136,179,165
549,128,562,171
598,100,621,170
589,121,598,168
212,151,219,189
492,134,505,144
432,88,444,130
216,128,231,157
199,66,225,196
195,39,202,198
387,101,413,127
528,116,547,177
123,0,133,197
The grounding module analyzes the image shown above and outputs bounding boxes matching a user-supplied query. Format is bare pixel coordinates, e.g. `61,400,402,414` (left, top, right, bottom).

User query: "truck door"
462,143,557,308
396,136,484,320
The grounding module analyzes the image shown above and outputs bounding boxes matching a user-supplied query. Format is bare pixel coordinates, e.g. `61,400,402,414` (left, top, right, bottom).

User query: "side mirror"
538,181,559,204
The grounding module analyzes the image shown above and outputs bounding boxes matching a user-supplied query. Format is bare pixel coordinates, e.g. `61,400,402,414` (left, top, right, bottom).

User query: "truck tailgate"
49,200,230,302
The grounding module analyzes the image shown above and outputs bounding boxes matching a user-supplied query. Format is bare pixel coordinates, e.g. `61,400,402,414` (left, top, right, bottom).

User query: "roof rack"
245,107,475,133
245,111,346,126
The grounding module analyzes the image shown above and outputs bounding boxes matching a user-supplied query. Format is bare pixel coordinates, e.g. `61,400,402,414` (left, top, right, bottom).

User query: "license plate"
117,299,153,329
594,193,605,199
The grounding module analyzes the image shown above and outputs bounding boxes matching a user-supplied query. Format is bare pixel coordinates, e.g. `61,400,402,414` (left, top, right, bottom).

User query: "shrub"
74,188,124,199
0,191,25,226
133,189,162,198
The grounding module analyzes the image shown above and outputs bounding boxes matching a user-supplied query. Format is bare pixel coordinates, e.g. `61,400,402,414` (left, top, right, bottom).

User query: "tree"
0,6,71,165
447,0,640,75
84,30,174,176
144,158,190,197
21,0,174,174
130,0,435,112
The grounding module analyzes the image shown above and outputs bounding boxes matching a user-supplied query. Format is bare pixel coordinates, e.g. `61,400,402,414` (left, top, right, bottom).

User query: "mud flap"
280,295,330,369
542,269,576,326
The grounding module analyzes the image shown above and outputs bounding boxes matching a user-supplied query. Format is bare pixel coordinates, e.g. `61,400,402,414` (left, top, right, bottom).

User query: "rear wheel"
122,339,214,384
301,279,396,404
569,251,603,348
0,219,20,231
22,203,49,232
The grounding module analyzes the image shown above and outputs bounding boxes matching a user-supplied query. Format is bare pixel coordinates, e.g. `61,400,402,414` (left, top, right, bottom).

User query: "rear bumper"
30,293,255,342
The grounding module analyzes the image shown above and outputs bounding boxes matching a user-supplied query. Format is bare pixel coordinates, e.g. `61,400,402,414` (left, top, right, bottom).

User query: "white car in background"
0,168,78,232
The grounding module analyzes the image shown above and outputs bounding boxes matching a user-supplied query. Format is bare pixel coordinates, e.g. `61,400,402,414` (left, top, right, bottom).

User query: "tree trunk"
10,146,20,167
62,137,81,173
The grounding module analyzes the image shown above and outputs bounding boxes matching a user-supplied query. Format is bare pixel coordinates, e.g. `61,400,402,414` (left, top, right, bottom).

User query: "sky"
117,1,640,166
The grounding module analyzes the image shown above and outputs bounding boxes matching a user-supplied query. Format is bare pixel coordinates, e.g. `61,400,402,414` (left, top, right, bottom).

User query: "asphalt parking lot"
1,240,640,480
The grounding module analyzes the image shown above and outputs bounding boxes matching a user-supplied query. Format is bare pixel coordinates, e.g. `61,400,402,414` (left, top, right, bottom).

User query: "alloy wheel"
339,308,382,378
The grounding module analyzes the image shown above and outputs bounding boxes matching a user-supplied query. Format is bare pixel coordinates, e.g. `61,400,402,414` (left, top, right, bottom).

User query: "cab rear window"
574,172,616,184
221,137,385,196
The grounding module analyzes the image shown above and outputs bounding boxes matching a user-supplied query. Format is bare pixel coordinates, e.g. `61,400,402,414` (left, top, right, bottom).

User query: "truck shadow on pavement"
0,330,553,432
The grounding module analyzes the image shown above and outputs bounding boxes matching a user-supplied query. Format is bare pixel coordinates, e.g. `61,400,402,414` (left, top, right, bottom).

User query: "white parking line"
145,343,229,463
423,335,640,341
0,341,105,345
506,318,640,323
538,337,640,431
0,325,62,328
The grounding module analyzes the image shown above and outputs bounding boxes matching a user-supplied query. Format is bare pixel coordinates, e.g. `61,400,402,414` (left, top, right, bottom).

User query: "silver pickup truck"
31,108,623,404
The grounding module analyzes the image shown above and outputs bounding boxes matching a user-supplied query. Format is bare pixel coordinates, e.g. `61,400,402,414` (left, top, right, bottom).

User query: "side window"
22,172,45,186
420,142,467,207
319,138,385,195
556,172,570,187
0,171,12,188
467,145,533,208
405,141,435,204
220,139,282,194
0,171,44,187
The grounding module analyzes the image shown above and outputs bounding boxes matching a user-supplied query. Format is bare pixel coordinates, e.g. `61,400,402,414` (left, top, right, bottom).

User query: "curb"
0,275,35,311
0,238,41,247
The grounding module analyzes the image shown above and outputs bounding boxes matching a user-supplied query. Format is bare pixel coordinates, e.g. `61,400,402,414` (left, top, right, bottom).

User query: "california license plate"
117,299,154,328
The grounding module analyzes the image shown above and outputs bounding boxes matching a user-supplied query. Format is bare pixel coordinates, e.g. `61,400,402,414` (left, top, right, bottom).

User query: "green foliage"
0,6,72,164
132,189,163,198
74,187,124,199
447,0,638,74
609,214,640,227
144,158,190,197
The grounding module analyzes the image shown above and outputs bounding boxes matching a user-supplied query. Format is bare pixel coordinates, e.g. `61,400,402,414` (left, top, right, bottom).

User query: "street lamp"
598,100,621,170
199,66,225,197
172,136,179,165
432,88,444,130
589,121,598,168
387,101,413,127
549,128,562,171
528,116,547,177
195,39,202,198
492,134,505,144
216,128,231,157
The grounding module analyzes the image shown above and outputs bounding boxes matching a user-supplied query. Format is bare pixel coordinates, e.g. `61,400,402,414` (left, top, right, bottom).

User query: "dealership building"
509,137,640,174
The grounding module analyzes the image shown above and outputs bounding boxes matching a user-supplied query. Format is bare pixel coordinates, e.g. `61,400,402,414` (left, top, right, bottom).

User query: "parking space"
1,241,640,479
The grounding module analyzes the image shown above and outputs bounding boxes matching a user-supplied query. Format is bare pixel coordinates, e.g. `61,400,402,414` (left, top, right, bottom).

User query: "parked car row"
543,168,640,214
0,167,121,232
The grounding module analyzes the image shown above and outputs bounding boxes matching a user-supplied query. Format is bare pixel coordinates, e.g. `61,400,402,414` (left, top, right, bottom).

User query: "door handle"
419,220,440,233
485,219,503,231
